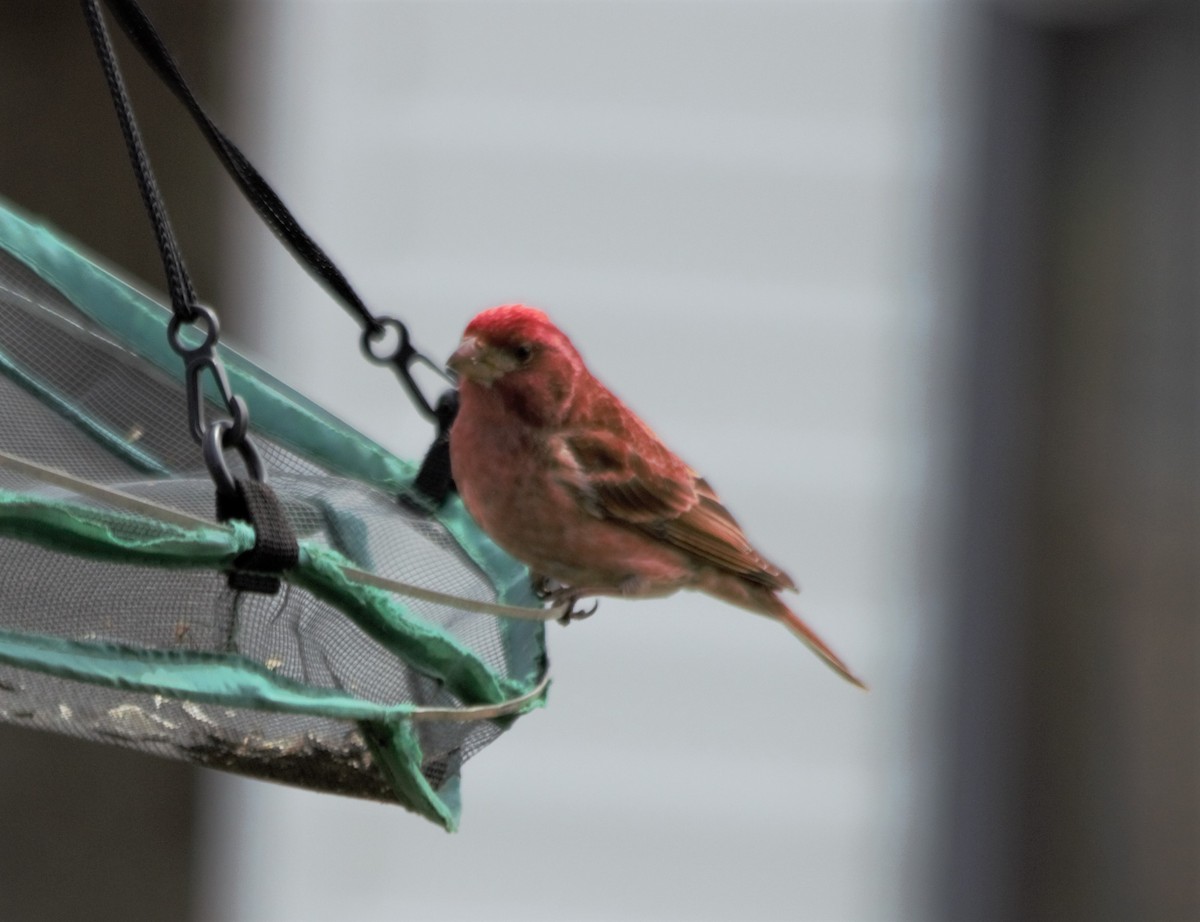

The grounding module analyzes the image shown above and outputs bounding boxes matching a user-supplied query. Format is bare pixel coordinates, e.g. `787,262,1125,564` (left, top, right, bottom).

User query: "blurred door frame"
935,2,1199,920
0,4,237,921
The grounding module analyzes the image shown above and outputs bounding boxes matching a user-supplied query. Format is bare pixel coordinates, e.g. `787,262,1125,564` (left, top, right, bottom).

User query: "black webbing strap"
100,0,378,338
98,0,460,509
216,480,300,594
81,0,197,325
83,0,300,592
100,0,456,414
402,391,458,513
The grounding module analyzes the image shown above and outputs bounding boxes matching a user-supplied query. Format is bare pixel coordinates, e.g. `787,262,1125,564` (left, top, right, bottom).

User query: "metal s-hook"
168,304,264,492
360,316,454,423
203,419,266,496
168,305,246,443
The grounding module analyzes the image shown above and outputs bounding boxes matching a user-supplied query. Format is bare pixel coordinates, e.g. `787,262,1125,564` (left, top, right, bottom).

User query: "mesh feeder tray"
0,199,550,831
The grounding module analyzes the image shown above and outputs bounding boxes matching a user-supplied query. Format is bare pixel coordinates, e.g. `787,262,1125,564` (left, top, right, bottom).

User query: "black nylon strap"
91,0,461,508
100,0,382,337
102,0,457,436
81,0,198,323
85,0,275,507
404,390,459,512
86,0,298,593
216,479,300,595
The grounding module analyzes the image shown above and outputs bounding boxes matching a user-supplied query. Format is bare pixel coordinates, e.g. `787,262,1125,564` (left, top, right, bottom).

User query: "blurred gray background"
0,1,1196,921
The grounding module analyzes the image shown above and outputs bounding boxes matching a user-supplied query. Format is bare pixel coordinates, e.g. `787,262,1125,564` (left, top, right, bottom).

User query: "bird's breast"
450,384,696,591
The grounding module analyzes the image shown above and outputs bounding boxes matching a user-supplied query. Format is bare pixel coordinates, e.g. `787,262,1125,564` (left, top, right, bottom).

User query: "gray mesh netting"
0,198,549,831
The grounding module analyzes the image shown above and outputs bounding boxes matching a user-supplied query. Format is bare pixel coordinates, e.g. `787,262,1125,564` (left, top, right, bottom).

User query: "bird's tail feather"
699,573,867,689
775,601,867,690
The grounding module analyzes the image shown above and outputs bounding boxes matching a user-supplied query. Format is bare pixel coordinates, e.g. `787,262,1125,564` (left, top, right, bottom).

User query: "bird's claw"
534,580,600,624
556,596,599,625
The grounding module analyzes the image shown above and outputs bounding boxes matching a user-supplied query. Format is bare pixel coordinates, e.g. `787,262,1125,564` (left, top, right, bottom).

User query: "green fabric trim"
0,199,415,491
0,490,253,565
0,628,441,722
0,629,460,829
294,543,519,707
0,490,523,707
0,345,171,475
362,719,458,830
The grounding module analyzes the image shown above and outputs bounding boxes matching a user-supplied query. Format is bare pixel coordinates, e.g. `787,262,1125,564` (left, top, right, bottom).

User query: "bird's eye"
513,343,534,364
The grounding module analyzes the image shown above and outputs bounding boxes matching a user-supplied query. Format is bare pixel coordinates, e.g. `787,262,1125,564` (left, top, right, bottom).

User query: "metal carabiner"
182,353,248,446
166,303,219,357
360,316,454,423
168,304,250,450
203,419,266,496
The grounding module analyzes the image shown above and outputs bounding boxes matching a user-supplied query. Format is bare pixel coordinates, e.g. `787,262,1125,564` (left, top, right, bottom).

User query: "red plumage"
448,304,864,688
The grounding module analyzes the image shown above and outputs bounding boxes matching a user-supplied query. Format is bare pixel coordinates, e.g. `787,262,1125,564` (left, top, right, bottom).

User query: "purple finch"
448,304,864,688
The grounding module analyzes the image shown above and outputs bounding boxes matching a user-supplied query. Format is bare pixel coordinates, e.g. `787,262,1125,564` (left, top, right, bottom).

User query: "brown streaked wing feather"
657,479,797,590
556,428,695,522
557,419,796,590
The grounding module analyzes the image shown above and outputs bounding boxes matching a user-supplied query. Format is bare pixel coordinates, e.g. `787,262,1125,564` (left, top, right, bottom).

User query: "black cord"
100,0,384,338
89,0,460,507
81,0,198,323
83,0,298,590
100,0,453,427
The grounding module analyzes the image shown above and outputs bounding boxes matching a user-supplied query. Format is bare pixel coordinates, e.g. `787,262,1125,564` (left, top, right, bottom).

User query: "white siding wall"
199,3,953,920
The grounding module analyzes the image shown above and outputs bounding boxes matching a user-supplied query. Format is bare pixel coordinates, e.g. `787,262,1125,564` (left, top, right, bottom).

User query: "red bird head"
448,304,586,425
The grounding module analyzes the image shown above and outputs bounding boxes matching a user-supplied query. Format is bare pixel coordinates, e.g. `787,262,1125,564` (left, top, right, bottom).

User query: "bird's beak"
448,335,492,383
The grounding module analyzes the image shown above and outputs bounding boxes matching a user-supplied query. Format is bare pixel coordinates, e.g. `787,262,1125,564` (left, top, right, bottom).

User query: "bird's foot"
530,573,557,600
557,597,599,625
542,586,600,624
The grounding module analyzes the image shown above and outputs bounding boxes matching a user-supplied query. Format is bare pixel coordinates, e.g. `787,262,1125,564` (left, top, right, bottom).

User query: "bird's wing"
552,402,795,591
551,426,694,522
659,477,797,591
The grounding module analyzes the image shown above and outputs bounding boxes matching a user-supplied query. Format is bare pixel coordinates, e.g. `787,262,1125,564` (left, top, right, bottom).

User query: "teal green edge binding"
0,197,546,681
0,490,531,707
0,346,171,475
0,198,550,828
0,490,548,830
0,628,459,829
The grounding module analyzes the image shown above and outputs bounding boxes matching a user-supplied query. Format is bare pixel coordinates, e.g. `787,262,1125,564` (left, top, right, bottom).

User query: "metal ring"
359,317,455,422
223,394,250,449
360,317,413,366
167,304,220,357
203,421,266,494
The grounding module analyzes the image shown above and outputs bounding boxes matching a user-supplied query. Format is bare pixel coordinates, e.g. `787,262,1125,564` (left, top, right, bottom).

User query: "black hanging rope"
101,0,376,335
82,0,297,591
88,0,459,508
99,0,453,427
98,0,459,508
81,0,198,324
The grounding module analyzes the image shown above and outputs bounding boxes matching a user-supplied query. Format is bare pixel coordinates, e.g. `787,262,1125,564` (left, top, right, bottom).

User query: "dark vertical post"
936,3,1200,920
1019,7,1200,919
933,13,1052,921
0,3,236,920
